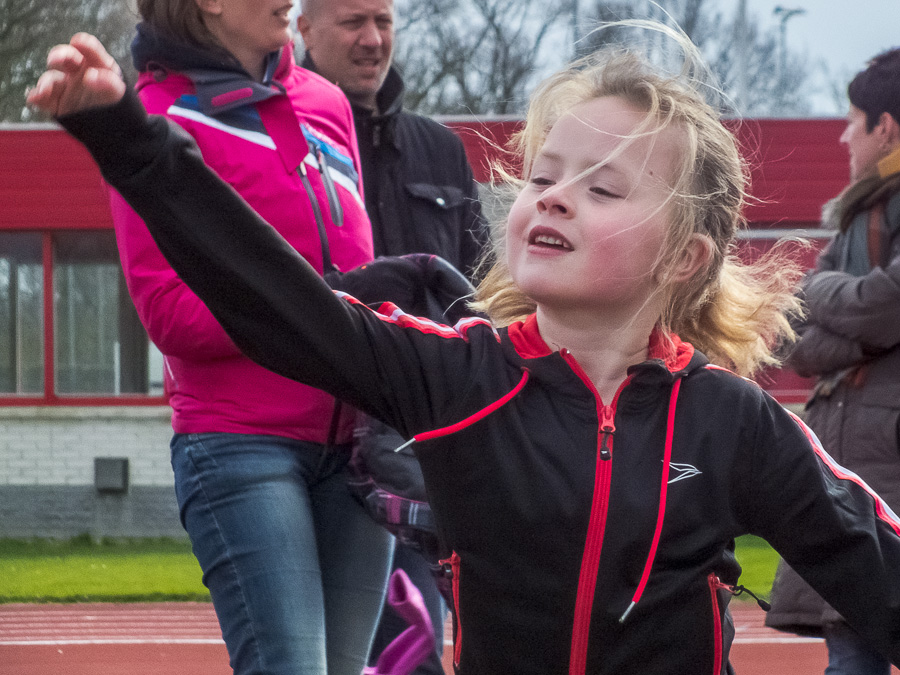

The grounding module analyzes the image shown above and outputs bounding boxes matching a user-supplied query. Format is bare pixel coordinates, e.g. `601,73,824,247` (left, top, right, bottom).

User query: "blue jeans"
171,433,394,675
824,620,891,675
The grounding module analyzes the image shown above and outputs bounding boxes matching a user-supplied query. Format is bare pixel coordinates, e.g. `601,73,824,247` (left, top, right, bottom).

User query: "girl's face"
197,0,294,77
506,96,680,316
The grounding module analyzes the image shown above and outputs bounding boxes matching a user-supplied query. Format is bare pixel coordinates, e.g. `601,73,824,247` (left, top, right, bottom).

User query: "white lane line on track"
0,639,226,645
0,605,819,646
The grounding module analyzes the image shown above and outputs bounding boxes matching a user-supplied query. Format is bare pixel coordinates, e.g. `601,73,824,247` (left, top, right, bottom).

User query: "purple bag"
364,569,436,675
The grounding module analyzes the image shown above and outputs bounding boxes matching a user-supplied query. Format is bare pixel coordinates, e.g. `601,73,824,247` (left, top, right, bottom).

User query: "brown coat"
766,191,900,635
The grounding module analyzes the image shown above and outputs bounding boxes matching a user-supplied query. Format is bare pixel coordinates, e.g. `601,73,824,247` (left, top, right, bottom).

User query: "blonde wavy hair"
471,23,804,377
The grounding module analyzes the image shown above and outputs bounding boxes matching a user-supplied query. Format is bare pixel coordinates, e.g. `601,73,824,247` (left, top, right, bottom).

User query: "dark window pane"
0,233,44,394
53,231,154,395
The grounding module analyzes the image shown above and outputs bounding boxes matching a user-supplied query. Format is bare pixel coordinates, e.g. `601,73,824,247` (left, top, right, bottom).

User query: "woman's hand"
26,32,126,117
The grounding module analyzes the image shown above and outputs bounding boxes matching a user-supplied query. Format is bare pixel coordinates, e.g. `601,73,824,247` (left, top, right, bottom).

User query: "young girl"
29,31,900,675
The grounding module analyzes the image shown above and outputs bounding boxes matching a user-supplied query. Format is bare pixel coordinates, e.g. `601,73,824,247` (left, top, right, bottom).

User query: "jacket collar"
507,313,700,377
132,22,291,115
301,53,404,120
878,145,900,178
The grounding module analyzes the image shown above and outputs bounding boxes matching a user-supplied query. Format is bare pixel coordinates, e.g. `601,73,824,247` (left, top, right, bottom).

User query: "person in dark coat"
766,47,900,675
296,1,489,672
297,0,488,280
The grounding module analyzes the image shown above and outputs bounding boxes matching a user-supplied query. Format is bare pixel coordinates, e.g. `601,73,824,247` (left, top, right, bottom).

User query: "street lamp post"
773,5,806,83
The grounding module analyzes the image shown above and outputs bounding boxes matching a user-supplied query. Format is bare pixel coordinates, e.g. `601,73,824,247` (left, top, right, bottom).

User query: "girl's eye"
590,186,619,198
529,176,553,188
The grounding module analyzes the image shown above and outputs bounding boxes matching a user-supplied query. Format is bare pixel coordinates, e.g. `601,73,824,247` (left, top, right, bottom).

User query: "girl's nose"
536,187,572,216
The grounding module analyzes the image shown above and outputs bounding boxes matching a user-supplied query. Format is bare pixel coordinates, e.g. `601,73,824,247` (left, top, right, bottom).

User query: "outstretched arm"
28,35,385,408
28,35,490,439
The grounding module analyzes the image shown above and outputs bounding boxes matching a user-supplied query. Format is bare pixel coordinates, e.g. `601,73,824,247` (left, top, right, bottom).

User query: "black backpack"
325,253,478,566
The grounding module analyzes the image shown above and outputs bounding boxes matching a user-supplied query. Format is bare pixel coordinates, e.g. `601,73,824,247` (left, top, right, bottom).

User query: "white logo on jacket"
668,462,702,484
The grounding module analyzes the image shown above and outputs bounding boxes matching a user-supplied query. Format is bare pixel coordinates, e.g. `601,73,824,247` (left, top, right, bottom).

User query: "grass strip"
732,534,779,600
0,534,779,604
0,535,209,603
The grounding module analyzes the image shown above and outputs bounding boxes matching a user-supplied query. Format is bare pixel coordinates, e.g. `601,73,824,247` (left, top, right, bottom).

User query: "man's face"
298,0,394,110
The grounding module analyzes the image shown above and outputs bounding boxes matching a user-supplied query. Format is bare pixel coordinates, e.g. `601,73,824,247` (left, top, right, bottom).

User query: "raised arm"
29,35,386,406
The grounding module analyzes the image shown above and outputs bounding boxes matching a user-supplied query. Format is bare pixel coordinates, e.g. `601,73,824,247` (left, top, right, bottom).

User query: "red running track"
0,602,897,674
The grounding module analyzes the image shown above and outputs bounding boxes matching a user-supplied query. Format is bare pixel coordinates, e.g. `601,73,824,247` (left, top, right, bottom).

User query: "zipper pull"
315,146,344,228
712,576,772,612
598,405,615,460
599,426,614,460
730,585,772,612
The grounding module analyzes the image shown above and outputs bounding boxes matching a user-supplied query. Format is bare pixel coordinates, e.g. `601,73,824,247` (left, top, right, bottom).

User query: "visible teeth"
534,234,570,249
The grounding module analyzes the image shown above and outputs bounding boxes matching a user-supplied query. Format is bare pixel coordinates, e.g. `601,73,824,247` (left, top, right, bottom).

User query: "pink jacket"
109,45,373,443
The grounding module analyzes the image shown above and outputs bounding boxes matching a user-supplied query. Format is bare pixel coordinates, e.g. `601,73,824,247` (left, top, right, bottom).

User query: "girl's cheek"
506,205,527,241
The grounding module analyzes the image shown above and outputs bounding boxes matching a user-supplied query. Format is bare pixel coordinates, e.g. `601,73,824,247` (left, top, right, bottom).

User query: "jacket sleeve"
56,90,484,436
738,397,900,665
785,323,865,377
800,221,900,351
802,263,900,350
109,190,243,360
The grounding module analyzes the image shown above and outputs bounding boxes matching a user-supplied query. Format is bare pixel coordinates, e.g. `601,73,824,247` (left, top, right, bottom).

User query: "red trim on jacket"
621,378,683,622
707,574,726,674
787,409,900,536
413,371,529,444
507,314,553,358
508,314,695,372
338,295,498,341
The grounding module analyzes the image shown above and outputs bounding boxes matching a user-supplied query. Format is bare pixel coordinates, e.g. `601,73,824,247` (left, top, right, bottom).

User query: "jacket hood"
132,22,292,115
301,53,404,120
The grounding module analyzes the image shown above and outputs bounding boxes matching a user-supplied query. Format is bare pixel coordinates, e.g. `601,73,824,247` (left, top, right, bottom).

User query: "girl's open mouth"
529,228,573,250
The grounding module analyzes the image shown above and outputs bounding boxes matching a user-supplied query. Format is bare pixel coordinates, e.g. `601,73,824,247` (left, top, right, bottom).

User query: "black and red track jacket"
60,92,900,675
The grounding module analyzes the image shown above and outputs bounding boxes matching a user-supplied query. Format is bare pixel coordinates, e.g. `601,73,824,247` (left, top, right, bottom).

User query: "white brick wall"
0,406,173,487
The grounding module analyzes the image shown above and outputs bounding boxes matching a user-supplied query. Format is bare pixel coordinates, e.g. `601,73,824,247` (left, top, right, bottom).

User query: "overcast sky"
735,0,900,115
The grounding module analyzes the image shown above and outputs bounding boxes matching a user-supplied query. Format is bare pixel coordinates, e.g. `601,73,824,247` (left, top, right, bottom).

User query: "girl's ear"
671,234,713,284
195,0,223,16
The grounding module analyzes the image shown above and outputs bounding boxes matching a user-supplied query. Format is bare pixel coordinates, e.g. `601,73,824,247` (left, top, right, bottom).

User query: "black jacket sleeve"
739,396,900,665
58,90,494,440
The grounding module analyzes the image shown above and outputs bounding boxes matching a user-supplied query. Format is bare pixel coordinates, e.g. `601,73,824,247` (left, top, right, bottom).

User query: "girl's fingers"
27,34,126,116
70,32,122,78
25,70,66,113
80,67,127,106
45,44,86,73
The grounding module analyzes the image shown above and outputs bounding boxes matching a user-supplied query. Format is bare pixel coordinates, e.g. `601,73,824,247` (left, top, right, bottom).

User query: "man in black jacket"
297,0,488,280
297,1,489,672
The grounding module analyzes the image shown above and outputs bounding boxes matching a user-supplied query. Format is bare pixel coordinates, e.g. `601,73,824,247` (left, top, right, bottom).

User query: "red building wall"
1,118,851,403
1,127,115,230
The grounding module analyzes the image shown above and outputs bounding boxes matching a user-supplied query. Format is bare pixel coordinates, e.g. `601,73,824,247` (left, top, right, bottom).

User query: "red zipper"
562,350,629,675
707,573,727,675
440,552,463,667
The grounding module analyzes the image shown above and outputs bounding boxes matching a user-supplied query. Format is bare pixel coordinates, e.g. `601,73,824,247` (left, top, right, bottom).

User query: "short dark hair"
848,48,900,131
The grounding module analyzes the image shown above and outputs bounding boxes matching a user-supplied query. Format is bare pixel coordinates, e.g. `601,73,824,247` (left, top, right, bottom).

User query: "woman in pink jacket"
107,1,392,672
